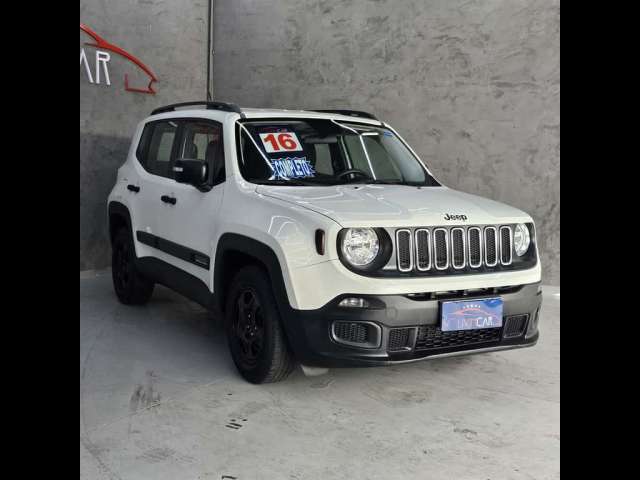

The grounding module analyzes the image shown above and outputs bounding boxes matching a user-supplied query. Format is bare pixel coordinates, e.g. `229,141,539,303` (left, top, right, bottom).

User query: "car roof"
241,108,381,125
146,105,383,126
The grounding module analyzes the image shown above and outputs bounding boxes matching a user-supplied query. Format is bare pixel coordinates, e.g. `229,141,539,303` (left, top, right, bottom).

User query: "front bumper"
279,282,542,367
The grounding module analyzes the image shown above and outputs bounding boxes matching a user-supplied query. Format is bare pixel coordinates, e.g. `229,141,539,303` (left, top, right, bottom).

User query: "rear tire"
111,228,154,305
225,265,295,383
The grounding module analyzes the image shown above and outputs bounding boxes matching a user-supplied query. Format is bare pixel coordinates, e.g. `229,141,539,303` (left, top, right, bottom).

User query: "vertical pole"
206,0,214,101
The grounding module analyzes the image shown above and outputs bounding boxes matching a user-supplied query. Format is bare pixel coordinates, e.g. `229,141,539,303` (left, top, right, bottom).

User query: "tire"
225,265,295,383
111,228,155,305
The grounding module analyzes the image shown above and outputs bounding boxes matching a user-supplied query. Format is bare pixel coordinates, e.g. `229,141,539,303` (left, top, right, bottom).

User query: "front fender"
212,186,342,309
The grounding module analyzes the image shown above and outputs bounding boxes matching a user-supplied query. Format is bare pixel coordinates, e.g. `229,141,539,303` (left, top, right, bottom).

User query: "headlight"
341,228,380,266
513,223,531,256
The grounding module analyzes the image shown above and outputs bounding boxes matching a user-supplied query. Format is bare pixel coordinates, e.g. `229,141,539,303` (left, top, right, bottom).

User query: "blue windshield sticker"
383,130,393,137
269,157,316,179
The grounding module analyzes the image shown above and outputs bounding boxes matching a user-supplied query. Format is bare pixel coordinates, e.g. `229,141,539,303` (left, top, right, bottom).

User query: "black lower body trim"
136,231,210,270
276,282,542,368
136,257,216,311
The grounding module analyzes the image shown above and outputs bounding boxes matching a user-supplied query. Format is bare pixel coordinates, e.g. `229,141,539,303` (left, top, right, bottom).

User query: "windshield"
236,119,440,186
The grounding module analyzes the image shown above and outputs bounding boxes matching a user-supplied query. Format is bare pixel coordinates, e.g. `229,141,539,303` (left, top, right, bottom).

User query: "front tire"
225,266,295,383
112,228,154,305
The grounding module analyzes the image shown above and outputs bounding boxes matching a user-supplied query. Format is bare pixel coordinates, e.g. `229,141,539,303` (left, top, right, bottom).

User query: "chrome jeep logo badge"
444,213,468,221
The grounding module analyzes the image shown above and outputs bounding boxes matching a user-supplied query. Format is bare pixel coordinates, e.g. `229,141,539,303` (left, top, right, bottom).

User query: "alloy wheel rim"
233,288,265,365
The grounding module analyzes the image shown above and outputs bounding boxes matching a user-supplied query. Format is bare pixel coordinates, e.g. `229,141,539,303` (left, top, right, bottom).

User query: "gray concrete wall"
212,0,560,284
80,0,209,270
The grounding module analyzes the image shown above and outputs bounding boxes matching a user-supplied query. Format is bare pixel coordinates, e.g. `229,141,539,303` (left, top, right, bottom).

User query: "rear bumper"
278,282,542,367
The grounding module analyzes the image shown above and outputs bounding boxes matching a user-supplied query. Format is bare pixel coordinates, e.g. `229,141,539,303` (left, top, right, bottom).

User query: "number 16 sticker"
259,132,303,153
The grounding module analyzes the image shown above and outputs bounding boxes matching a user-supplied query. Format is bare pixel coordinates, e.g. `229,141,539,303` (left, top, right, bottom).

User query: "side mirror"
173,159,208,187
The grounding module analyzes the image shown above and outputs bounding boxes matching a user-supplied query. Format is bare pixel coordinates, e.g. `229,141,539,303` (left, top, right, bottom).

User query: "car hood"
255,184,532,227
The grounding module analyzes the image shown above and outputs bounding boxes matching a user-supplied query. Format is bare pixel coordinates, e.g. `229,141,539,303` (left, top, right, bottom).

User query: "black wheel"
225,265,295,383
111,228,154,305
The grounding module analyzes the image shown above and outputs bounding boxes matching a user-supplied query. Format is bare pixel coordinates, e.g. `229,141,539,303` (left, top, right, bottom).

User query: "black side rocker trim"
136,257,214,310
136,231,210,270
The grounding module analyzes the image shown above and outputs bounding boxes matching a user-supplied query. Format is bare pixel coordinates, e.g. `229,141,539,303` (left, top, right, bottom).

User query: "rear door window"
145,120,178,178
136,124,153,167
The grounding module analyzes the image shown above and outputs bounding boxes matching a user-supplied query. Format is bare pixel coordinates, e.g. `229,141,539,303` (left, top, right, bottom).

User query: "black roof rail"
310,109,379,121
151,101,245,117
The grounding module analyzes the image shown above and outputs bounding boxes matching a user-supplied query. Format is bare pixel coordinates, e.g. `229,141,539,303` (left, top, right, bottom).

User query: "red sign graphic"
80,24,158,94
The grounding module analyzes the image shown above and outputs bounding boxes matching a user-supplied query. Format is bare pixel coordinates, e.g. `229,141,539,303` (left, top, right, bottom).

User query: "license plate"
441,298,503,332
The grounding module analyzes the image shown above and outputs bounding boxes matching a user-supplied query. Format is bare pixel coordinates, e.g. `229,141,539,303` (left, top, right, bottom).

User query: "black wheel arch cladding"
214,233,292,315
108,201,133,243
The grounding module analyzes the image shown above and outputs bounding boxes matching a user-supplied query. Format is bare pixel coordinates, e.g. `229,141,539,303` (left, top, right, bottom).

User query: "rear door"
133,119,180,259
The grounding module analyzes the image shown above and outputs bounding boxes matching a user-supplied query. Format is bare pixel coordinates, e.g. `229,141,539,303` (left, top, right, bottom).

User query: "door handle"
161,195,177,205
127,184,140,193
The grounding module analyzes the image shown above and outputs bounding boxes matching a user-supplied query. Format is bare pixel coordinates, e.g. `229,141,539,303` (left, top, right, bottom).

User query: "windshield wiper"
342,178,399,185
251,178,320,186
344,179,428,186
366,179,406,185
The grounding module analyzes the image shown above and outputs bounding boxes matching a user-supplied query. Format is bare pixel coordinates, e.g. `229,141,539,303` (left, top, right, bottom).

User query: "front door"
154,118,226,289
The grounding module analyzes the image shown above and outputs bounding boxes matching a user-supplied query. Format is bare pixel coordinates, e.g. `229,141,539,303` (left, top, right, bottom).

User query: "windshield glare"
237,119,439,187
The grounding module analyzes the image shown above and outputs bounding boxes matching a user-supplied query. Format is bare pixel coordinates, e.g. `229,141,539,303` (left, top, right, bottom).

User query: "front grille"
415,229,431,271
504,314,528,338
468,227,482,267
414,325,502,351
396,229,412,272
394,224,516,274
434,229,449,270
484,227,498,266
500,226,513,265
451,228,465,269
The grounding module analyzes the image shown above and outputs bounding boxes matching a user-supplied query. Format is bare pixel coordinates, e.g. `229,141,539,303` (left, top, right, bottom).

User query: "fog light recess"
331,321,381,349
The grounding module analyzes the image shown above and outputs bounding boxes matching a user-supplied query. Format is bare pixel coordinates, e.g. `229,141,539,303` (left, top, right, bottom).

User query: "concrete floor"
80,271,559,480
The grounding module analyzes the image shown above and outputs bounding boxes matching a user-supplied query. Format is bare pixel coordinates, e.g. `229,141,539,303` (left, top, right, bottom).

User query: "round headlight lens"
341,228,380,266
513,223,531,256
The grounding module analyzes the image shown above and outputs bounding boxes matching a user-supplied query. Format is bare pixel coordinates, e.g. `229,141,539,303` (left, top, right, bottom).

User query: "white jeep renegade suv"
107,101,542,383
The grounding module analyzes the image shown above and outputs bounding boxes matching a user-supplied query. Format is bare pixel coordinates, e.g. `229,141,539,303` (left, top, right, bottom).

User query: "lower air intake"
388,328,412,351
503,314,529,338
415,325,502,351
331,321,381,348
